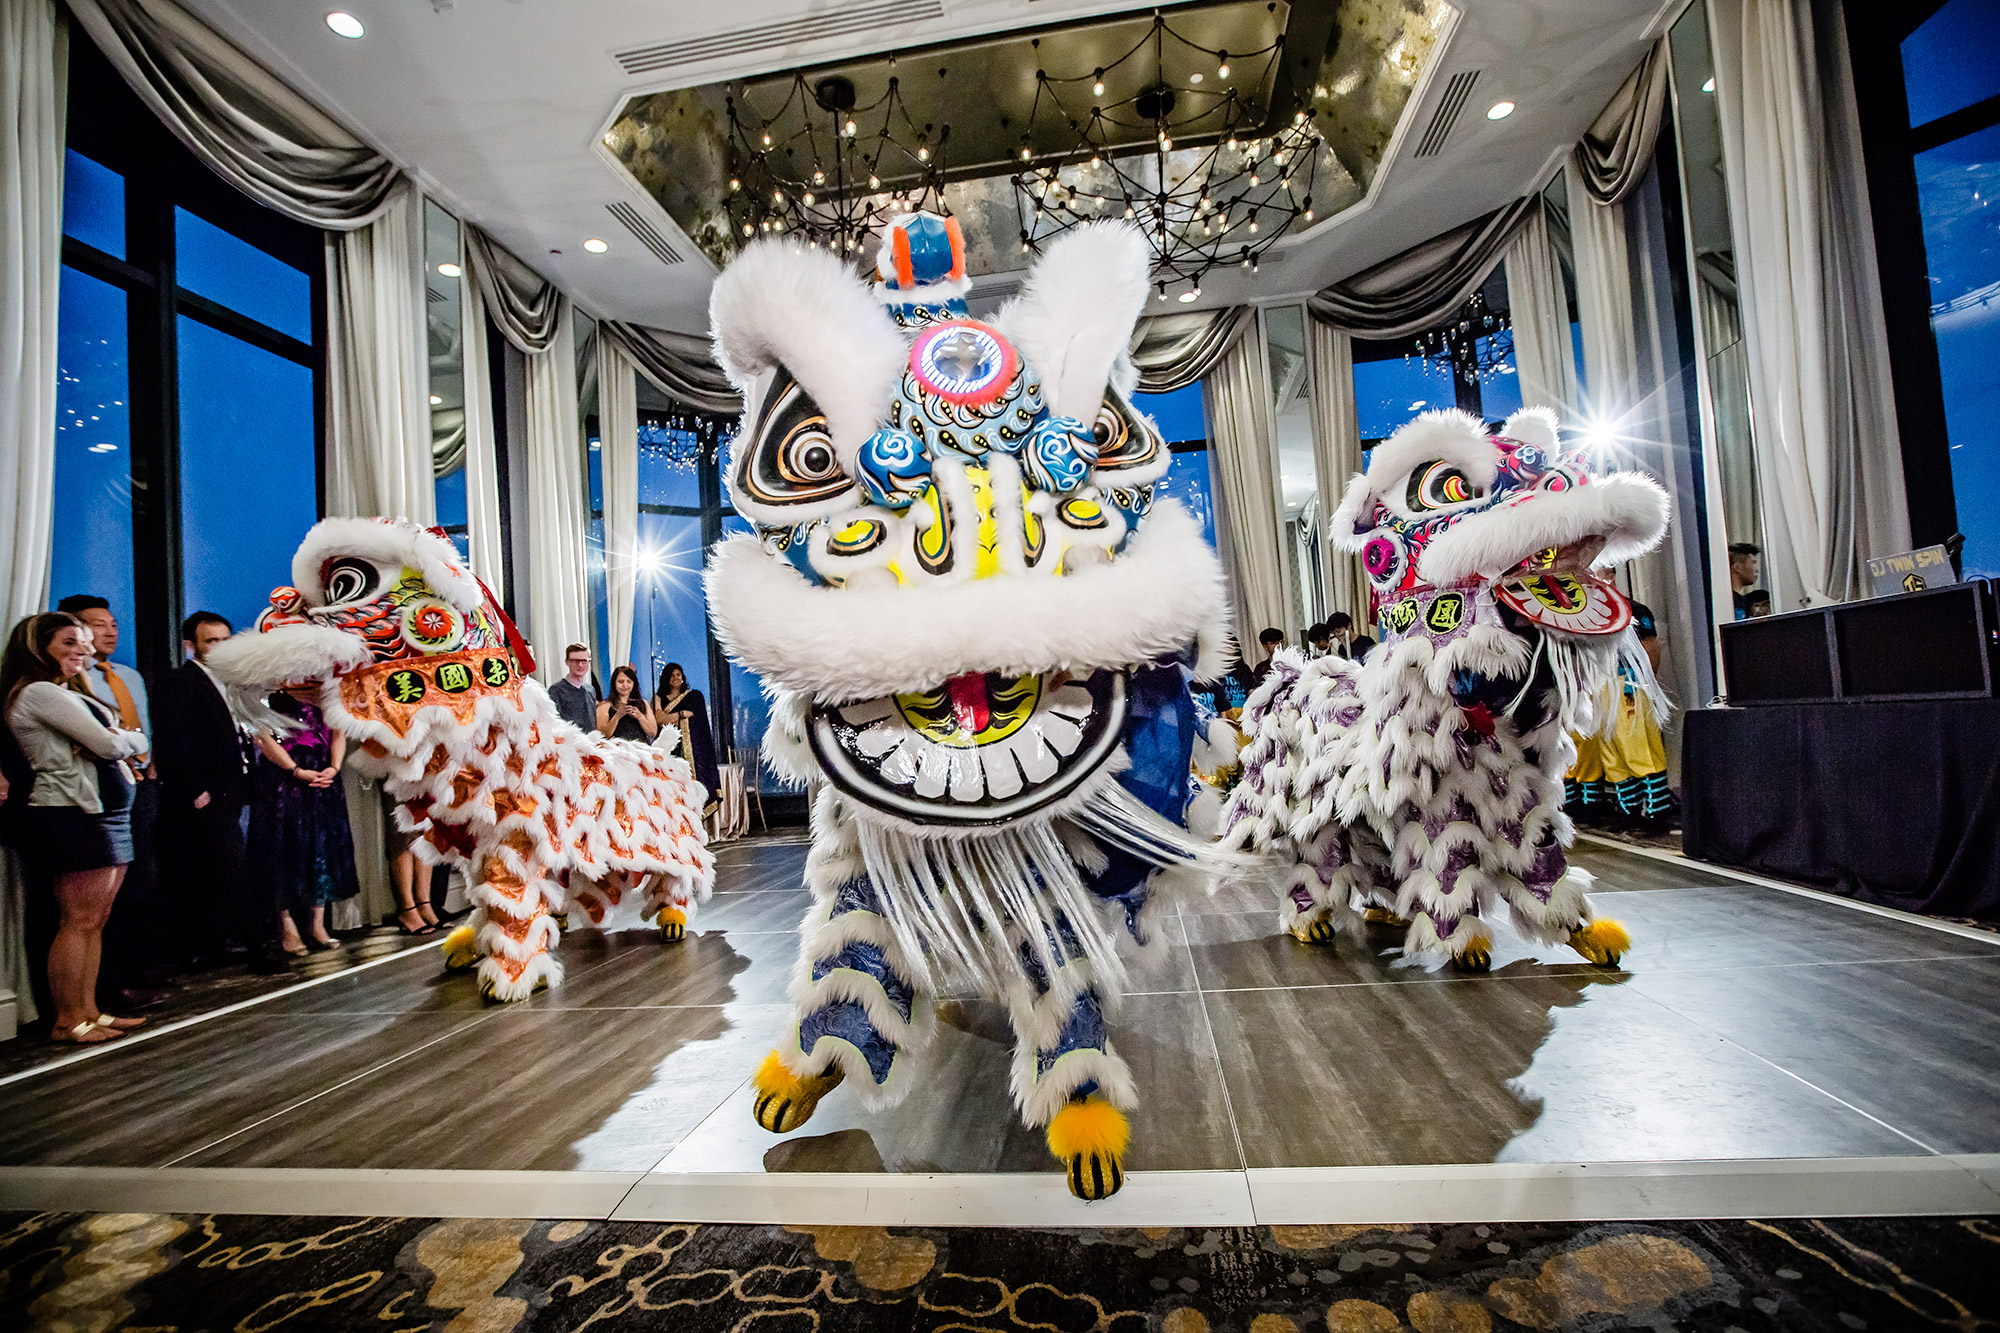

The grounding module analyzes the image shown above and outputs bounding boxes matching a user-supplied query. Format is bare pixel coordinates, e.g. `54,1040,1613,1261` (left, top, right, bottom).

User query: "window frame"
62,34,326,685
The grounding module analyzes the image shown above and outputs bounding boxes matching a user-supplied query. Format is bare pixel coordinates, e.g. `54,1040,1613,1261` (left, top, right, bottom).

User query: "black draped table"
1681,700,2000,921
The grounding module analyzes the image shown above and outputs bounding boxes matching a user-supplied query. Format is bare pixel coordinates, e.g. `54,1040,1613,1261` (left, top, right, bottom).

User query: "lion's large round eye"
1407,461,1483,511
736,366,856,511
781,428,840,486
323,557,379,604
1090,392,1164,476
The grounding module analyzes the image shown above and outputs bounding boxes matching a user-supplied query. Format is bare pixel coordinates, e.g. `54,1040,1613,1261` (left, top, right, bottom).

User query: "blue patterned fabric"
1035,985,1109,1078
811,940,915,1022
798,1001,900,1085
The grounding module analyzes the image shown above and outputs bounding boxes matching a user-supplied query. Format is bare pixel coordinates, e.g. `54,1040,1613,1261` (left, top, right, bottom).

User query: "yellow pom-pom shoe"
1452,931,1493,974
1046,1094,1130,1201
751,1051,844,1133
440,924,479,972
1568,918,1631,967
1363,905,1410,929
1289,912,1339,946
656,906,687,942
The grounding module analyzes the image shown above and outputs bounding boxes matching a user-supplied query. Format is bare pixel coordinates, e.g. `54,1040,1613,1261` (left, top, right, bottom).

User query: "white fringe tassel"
849,767,1261,996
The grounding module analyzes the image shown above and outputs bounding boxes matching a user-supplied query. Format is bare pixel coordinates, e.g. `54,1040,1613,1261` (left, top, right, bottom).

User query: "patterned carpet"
2,1211,1995,1331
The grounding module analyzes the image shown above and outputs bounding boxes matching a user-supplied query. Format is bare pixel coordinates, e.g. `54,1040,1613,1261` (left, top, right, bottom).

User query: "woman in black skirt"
653,662,720,815
1,613,150,1044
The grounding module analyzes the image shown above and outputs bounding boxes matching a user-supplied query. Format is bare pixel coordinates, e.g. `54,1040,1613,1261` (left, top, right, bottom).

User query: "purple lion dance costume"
1221,407,1670,971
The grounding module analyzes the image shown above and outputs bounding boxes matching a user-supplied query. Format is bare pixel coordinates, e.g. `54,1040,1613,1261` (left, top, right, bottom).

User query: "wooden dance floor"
2,836,1997,1225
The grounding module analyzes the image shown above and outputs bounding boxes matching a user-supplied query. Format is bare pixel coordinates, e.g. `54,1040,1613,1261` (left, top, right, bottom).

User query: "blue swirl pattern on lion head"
705,216,1229,831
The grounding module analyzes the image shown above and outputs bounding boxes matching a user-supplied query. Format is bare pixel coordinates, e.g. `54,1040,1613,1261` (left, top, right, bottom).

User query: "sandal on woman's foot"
396,908,436,936
307,936,337,951
416,903,441,929
56,1020,121,1044
96,1013,146,1030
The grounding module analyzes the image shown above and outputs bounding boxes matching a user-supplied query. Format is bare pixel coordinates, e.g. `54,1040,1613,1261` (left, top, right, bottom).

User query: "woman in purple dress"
249,690,359,954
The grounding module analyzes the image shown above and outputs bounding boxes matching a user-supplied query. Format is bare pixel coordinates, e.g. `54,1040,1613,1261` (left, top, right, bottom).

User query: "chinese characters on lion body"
1221,407,1671,972
705,212,1249,1198
205,518,714,1001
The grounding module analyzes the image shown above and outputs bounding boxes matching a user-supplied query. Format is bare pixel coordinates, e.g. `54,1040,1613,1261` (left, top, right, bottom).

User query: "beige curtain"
1576,39,1671,206
1129,307,1258,393
1565,152,1640,423
1307,195,1538,337
598,333,640,673
1202,325,1287,651
0,0,64,1033
464,225,589,679
1305,320,1368,624
324,181,431,522
600,320,737,414
1504,200,1578,414
1712,0,1910,608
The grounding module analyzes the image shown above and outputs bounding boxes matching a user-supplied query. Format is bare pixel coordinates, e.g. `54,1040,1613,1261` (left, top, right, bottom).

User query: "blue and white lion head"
705,216,1229,830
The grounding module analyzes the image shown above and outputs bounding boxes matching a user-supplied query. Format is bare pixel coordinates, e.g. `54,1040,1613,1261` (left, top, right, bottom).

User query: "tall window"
1132,382,1217,549
54,36,323,678
1353,270,1522,451
1900,0,2000,576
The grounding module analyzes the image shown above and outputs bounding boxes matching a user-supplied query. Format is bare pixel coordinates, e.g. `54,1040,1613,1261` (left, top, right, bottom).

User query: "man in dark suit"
153,611,283,973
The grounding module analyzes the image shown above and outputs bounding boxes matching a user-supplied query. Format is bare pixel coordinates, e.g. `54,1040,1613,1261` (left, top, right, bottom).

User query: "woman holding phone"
597,665,658,743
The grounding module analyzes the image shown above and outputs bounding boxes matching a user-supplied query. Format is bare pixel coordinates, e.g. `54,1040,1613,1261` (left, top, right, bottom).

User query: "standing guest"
1,613,149,1043
1250,627,1286,684
1728,543,1762,620
654,662,720,813
1306,623,1333,658
599,665,659,742
548,643,598,735
57,594,164,1007
249,689,360,955
387,821,438,935
154,612,284,974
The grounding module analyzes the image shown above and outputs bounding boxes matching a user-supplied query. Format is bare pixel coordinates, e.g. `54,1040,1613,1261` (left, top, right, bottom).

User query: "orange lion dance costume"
206,517,714,1000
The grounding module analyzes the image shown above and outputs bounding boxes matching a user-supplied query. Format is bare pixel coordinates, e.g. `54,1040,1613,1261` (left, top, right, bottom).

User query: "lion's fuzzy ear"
992,222,1151,425
1501,406,1561,453
709,239,906,470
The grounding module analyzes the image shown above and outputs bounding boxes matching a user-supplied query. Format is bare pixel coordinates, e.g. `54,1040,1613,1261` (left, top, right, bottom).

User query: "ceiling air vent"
606,201,685,267
1414,70,1480,158
612,0,947,76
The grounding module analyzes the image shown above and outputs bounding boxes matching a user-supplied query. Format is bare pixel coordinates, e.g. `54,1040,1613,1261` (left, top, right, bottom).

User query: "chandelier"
719,8,1332,295
1406,290,1515,385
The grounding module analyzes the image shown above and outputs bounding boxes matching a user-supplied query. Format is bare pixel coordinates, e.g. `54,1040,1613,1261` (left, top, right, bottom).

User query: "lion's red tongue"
946,672,990,734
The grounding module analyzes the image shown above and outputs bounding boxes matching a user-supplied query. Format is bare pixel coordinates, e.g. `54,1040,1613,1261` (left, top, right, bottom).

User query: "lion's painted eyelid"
1405,460,1485,512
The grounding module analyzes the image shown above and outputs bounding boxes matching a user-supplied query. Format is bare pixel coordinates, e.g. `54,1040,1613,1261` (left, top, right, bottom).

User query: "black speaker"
1721,579,1998,704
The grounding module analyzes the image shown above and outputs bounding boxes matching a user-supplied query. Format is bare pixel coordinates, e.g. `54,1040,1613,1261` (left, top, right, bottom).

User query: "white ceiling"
179,0,1676,334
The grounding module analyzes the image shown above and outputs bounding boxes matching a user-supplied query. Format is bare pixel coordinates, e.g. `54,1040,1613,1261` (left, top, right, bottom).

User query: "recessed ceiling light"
429,394,442,405
326,12,364,39
1702,76,1716,93
1486,100,1515,120
583,238,609,254
436,261,461,277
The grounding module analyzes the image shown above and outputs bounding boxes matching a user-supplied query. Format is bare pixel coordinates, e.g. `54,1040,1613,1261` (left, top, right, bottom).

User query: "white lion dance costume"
706,213,1239,1198
206,519,714,1000
1222,408,1669,971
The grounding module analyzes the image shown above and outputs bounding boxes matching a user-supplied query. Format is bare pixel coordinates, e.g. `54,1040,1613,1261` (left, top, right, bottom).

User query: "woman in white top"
2,612,150,1044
